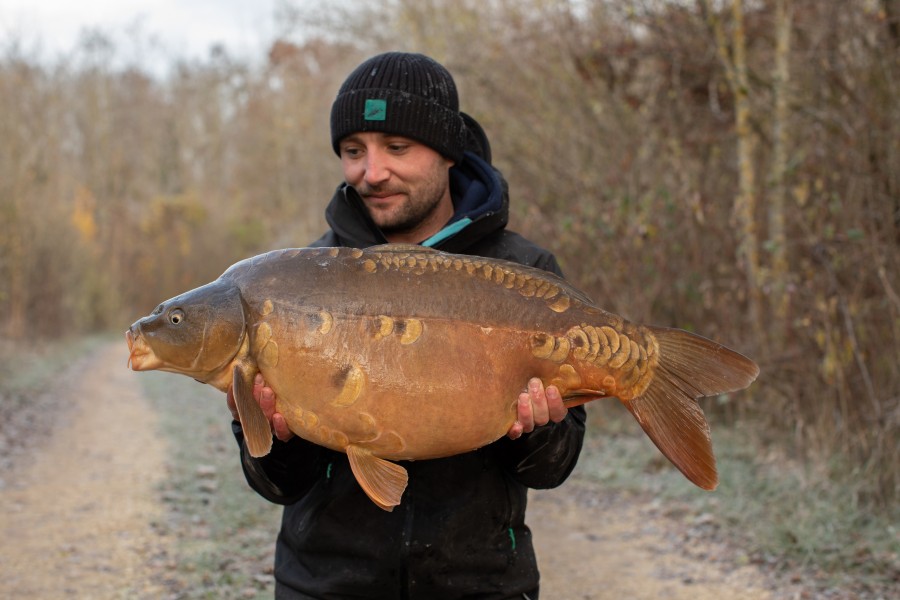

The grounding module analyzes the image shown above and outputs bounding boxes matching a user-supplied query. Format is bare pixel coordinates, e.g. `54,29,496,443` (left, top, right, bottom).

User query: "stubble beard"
359,172,449,237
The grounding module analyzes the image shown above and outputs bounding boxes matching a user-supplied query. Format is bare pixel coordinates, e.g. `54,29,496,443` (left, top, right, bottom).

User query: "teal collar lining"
421,217,473,247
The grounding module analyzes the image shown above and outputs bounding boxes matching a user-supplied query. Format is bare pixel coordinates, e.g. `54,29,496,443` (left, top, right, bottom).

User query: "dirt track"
530,485,771,599
0,343,169,599
0,341,773,598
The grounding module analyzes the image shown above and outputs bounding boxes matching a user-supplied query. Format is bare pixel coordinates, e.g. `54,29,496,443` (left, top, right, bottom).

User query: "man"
228,52,587,599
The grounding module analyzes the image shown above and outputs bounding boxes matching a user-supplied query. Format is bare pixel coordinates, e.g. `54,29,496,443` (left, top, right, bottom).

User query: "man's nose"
363,149,390,186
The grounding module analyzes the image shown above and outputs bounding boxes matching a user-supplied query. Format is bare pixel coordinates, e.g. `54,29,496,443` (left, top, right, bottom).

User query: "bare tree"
768,0,793,328
700,0,764,341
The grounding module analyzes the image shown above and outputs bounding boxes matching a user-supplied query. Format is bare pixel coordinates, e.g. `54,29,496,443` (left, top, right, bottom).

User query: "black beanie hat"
330,52,467,162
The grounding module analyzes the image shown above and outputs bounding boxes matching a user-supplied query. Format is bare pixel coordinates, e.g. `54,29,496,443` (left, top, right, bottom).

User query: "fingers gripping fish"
126,245,759,511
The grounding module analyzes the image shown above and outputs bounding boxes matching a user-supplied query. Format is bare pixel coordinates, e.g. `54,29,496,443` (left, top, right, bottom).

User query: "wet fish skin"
126,245,759,511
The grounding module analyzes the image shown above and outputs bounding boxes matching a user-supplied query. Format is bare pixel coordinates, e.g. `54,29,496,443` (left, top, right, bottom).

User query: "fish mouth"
125,327,162,371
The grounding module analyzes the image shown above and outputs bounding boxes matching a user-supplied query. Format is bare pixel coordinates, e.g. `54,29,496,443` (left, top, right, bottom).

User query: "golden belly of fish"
126,245,759,511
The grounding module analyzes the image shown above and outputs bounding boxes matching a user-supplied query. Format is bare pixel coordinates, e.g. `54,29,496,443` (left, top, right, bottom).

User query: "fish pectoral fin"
232,362,273,458
345,444,408,512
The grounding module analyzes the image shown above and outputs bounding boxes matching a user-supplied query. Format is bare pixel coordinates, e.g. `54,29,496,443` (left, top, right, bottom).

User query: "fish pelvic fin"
346,445,409,512
233,361,273,458
623,327,759,491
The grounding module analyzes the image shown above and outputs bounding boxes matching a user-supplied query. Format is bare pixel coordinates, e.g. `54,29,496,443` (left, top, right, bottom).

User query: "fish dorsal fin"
232,361,273,458
346,444,408,511
368,243,438,253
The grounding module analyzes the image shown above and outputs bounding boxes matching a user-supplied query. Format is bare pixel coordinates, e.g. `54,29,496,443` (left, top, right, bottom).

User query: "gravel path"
0,343,170,599
530,483,772,599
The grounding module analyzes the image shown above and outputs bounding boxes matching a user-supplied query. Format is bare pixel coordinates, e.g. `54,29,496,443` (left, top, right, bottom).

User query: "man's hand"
507,378,567,440
226,374,294,442
227,374,561,443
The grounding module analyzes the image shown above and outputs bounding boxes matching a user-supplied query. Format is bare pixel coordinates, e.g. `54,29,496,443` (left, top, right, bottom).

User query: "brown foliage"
0,0,896,506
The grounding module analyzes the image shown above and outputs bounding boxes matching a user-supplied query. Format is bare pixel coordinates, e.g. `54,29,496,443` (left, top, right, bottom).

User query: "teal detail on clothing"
364,99,387,121
422,217,472,247
326,462,333,479
508,528,516,551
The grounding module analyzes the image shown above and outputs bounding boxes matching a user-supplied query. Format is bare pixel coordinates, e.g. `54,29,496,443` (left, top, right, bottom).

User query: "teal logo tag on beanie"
364,99,387,121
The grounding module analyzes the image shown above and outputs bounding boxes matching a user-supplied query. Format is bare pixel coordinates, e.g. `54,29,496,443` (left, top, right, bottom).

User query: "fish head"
126,279,247,383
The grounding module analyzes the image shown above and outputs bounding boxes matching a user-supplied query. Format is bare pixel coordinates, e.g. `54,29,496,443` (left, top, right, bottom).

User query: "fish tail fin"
622,327,759,490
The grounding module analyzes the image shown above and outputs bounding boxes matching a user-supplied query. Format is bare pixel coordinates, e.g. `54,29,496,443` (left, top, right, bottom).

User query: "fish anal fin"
346,444,409,511
232,362,273,458
562,390,610,409
624,376,718,490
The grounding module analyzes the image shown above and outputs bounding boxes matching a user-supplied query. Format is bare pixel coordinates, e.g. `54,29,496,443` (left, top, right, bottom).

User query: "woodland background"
0,0,897,534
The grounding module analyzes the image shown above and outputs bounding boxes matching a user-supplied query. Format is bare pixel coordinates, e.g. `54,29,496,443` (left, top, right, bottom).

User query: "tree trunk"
702,0,764,340
5,225,26,340
768,0,793,329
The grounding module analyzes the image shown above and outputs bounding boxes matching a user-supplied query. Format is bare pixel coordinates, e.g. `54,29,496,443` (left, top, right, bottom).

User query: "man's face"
339,132,455,243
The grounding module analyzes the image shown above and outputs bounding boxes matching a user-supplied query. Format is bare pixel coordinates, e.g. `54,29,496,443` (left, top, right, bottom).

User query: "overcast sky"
1,0,284,67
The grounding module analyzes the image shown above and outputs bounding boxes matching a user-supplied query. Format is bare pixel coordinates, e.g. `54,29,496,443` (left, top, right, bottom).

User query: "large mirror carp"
126,245,759,511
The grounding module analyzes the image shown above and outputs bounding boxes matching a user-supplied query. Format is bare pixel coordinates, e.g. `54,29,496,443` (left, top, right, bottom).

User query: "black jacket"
233,151,586,600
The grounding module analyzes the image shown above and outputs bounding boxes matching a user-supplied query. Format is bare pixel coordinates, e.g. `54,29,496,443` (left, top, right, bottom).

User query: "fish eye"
169,309,185,325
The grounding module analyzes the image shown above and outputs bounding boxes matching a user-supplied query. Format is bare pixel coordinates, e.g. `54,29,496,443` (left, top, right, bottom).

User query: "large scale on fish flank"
126,245,759,511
